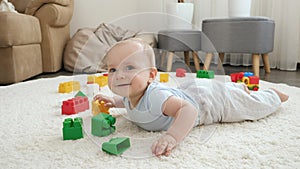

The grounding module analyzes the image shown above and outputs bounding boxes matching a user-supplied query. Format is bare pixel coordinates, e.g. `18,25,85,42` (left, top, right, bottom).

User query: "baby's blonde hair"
103,38,156,68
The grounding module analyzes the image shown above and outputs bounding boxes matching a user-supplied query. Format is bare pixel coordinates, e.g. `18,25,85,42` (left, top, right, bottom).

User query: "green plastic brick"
92,113,116,137
62,117,83,140
102,137,131,155
75,91,86,97
196,70,214,79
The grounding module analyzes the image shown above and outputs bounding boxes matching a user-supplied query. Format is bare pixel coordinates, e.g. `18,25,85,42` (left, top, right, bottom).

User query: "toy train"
230,72,259,91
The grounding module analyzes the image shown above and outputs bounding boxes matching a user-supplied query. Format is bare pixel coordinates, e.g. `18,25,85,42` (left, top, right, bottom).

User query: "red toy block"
176,68,186,77
249,76,259,85
230,72,244,82
62,96,89,115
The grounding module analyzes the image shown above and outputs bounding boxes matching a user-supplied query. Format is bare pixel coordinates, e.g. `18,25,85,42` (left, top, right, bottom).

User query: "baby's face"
106,43,152,98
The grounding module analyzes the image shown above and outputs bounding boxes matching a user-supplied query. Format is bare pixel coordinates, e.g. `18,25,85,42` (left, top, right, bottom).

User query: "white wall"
70,0,166,36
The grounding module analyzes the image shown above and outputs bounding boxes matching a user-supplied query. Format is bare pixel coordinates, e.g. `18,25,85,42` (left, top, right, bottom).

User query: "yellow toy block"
92,100,110,116
95,76,108,87
160,73,169,83
87,75,97,84
58,81,80,93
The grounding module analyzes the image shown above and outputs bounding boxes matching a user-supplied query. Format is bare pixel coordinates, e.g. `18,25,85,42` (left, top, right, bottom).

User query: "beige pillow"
63,28,107,73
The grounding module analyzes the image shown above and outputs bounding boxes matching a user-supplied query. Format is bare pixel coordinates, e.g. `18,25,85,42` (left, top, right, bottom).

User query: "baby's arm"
93,94,125,108
151,96,198,156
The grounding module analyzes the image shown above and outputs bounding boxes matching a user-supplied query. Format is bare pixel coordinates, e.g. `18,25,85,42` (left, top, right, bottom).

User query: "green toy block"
62,117,83,140
92,113,116,137
75,91,86,97
102,137,131,155
196,70,214,79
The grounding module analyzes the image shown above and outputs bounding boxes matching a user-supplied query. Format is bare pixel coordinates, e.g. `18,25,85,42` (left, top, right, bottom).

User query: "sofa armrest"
25,0,73,27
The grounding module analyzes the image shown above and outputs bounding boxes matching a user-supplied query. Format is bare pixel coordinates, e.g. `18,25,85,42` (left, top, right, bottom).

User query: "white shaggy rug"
1,74,299,169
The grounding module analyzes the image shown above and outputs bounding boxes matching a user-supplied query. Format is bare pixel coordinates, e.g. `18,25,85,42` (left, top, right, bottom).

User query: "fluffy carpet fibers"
0,74,299,169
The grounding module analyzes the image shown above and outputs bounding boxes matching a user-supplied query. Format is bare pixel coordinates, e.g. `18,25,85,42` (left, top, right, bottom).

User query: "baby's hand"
93,94,115,108
151,134,177,156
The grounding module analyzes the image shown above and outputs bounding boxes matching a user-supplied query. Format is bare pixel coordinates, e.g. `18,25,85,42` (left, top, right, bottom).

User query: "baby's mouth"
116,83,131,87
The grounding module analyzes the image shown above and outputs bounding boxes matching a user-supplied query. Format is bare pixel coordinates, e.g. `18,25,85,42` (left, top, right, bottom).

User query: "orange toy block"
92,100,110,116
58,81,80,93
160,73,169,83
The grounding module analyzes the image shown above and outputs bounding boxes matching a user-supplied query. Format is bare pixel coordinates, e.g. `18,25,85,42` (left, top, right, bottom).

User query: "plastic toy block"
102,137,131,155
196,70,214,79
62,96,89,115
87,75,97,84
244,72,254,77
230,72,259,91
92,100,110,116
62,117,83,140
75,91,86,97
176,68,186,77
58,81,80,93
95,76,108,87
160,73,169,82
230,72,244,82
92,113,116,137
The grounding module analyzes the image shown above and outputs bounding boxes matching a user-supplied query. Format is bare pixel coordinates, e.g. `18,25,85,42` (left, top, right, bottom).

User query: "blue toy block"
62,117,83,140
92,113,116,137
244,72,254,77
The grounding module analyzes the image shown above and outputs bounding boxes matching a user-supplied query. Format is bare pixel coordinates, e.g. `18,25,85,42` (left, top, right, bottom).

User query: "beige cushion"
63,28,107,73
0,12,41,47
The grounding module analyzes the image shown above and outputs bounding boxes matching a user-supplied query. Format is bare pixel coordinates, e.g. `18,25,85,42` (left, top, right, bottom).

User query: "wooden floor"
26,63,300,88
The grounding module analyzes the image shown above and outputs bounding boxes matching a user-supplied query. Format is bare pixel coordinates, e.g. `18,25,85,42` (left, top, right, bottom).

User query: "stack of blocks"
60,74,131,155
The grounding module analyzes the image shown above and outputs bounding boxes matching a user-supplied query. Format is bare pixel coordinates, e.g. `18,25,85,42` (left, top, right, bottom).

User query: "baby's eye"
108,68,116,73
126,65,135,71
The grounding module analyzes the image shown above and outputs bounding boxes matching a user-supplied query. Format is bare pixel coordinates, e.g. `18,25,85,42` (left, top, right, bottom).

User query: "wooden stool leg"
184,51,190,66
217,53,225,70
204,53,213,70
192,51,200,71
160,51,166,69
167,52,174,72
262,53,271,73
252,54,260,77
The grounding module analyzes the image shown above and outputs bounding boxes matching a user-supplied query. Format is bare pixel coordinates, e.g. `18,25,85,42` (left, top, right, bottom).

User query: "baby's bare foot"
270,88,289,102
243,84,251,94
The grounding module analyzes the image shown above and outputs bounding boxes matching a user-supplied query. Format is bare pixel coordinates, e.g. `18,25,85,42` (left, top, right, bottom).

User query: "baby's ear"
148,67,158,83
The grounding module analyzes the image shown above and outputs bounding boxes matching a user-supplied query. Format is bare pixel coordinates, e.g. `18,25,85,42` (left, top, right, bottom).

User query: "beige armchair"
0,0,74,84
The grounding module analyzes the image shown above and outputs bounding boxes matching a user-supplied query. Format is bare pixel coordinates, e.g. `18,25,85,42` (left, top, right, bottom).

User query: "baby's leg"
226,82,250,94
270,88,289,102
220,87,283,123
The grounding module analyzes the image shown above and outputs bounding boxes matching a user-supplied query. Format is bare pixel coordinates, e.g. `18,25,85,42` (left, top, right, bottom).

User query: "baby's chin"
110,89,130,98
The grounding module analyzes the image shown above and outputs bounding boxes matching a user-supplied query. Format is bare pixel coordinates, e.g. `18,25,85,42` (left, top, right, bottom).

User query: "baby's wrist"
165,132,179,144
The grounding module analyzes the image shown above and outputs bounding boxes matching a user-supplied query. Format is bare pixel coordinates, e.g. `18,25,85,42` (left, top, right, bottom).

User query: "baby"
94,38,288,157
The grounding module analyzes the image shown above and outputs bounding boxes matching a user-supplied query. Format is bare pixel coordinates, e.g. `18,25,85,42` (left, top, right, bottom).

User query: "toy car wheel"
253,86,259,91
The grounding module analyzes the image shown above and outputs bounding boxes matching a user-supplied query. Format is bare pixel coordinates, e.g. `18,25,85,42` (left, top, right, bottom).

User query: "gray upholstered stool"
158,30,202,72
202,17,275,77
